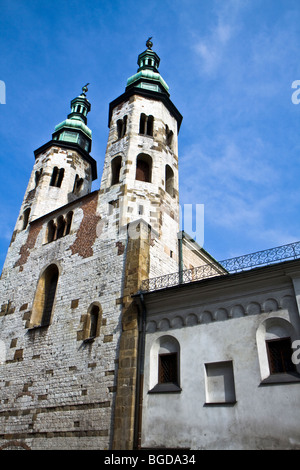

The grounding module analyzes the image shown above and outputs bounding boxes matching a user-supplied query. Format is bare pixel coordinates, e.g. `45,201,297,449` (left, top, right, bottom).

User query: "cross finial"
82,83,90,95
146,37,153,49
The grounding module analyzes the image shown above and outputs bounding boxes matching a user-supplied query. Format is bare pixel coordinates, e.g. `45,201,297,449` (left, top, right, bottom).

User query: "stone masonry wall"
0,190,125,450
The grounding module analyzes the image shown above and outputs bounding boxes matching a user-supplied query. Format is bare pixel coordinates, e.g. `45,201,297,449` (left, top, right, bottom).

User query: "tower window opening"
136,154,152,183
165,164,174,197
50,167,64,188
166,125,173,148
111,156,122,186
147,115,154,136
139,113,146,134
73,174,84,194
116,115,127,139
139,114,154,137
22,208,31,230
35,169,43,188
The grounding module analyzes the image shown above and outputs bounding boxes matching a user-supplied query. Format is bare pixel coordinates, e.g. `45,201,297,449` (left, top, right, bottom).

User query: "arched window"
30,264,59,328
165,165,174,197
57,168,64,188
35,169,43,188
136,154,152,183
47,220,56,243
256,317,299,382
165,125,173,148
139,113,146,135
139,114,154,136
73,174,83,194
56,215,66,239
45,212,73,244
50,167,64,187
149,335,181,393
111,156,122,185
147,115,154,136
50,167,58,186
84,303,102,341
117,116,127,139
65,211,73,235
22,208,31,230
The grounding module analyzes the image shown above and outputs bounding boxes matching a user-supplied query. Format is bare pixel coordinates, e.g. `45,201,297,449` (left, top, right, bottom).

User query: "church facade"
0,41,300,450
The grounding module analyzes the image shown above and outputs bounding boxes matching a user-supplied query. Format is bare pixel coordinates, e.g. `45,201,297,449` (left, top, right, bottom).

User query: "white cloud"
193,0,244,75
179,134,292,250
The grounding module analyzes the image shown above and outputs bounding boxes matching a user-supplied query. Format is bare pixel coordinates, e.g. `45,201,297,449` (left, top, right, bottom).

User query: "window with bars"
266,338,296,374
149,335,181,393
159,353,178,384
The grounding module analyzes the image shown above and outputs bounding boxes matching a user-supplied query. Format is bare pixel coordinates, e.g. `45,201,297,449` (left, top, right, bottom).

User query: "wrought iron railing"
140,240,300,293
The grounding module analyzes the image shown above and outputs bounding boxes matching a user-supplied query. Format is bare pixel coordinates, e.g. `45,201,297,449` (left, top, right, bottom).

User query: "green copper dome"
52,84,92,153
126,38,169,95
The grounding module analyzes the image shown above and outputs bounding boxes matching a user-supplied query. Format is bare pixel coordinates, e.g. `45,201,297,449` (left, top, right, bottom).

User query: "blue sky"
1,0,300,271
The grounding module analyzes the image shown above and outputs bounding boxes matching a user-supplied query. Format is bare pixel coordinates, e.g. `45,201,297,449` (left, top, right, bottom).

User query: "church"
0,40,300,450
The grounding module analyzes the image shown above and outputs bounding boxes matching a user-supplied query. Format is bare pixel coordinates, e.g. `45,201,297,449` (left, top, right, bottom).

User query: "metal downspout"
178,234,183,284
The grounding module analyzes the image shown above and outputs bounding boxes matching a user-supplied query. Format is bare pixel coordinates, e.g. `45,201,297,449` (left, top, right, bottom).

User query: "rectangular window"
159,353,178,384
266,338,296,374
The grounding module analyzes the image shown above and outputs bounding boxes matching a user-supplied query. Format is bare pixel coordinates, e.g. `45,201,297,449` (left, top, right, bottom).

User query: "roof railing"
140,240,300,293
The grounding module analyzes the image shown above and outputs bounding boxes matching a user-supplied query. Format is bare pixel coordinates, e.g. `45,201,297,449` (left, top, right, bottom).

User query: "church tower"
1,85,97,275
14,85,96,229
99,38,182,279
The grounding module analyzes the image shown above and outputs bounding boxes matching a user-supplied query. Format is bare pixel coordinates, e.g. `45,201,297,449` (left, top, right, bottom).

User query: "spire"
126,38,169,95
52,85,92,153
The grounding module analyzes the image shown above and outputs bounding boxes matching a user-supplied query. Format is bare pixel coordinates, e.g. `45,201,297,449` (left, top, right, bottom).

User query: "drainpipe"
178,232,184,284
134,291,147,450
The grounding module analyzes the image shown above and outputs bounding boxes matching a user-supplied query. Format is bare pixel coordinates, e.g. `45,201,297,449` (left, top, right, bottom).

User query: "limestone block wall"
0,191,126,450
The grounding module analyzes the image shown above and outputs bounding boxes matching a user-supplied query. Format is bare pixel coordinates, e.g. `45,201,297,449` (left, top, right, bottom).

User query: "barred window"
266,338,296,374
159,352,178,384
149,335,181,393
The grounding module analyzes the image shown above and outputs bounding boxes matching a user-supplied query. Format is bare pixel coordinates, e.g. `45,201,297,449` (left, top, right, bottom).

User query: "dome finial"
146,37,153,49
